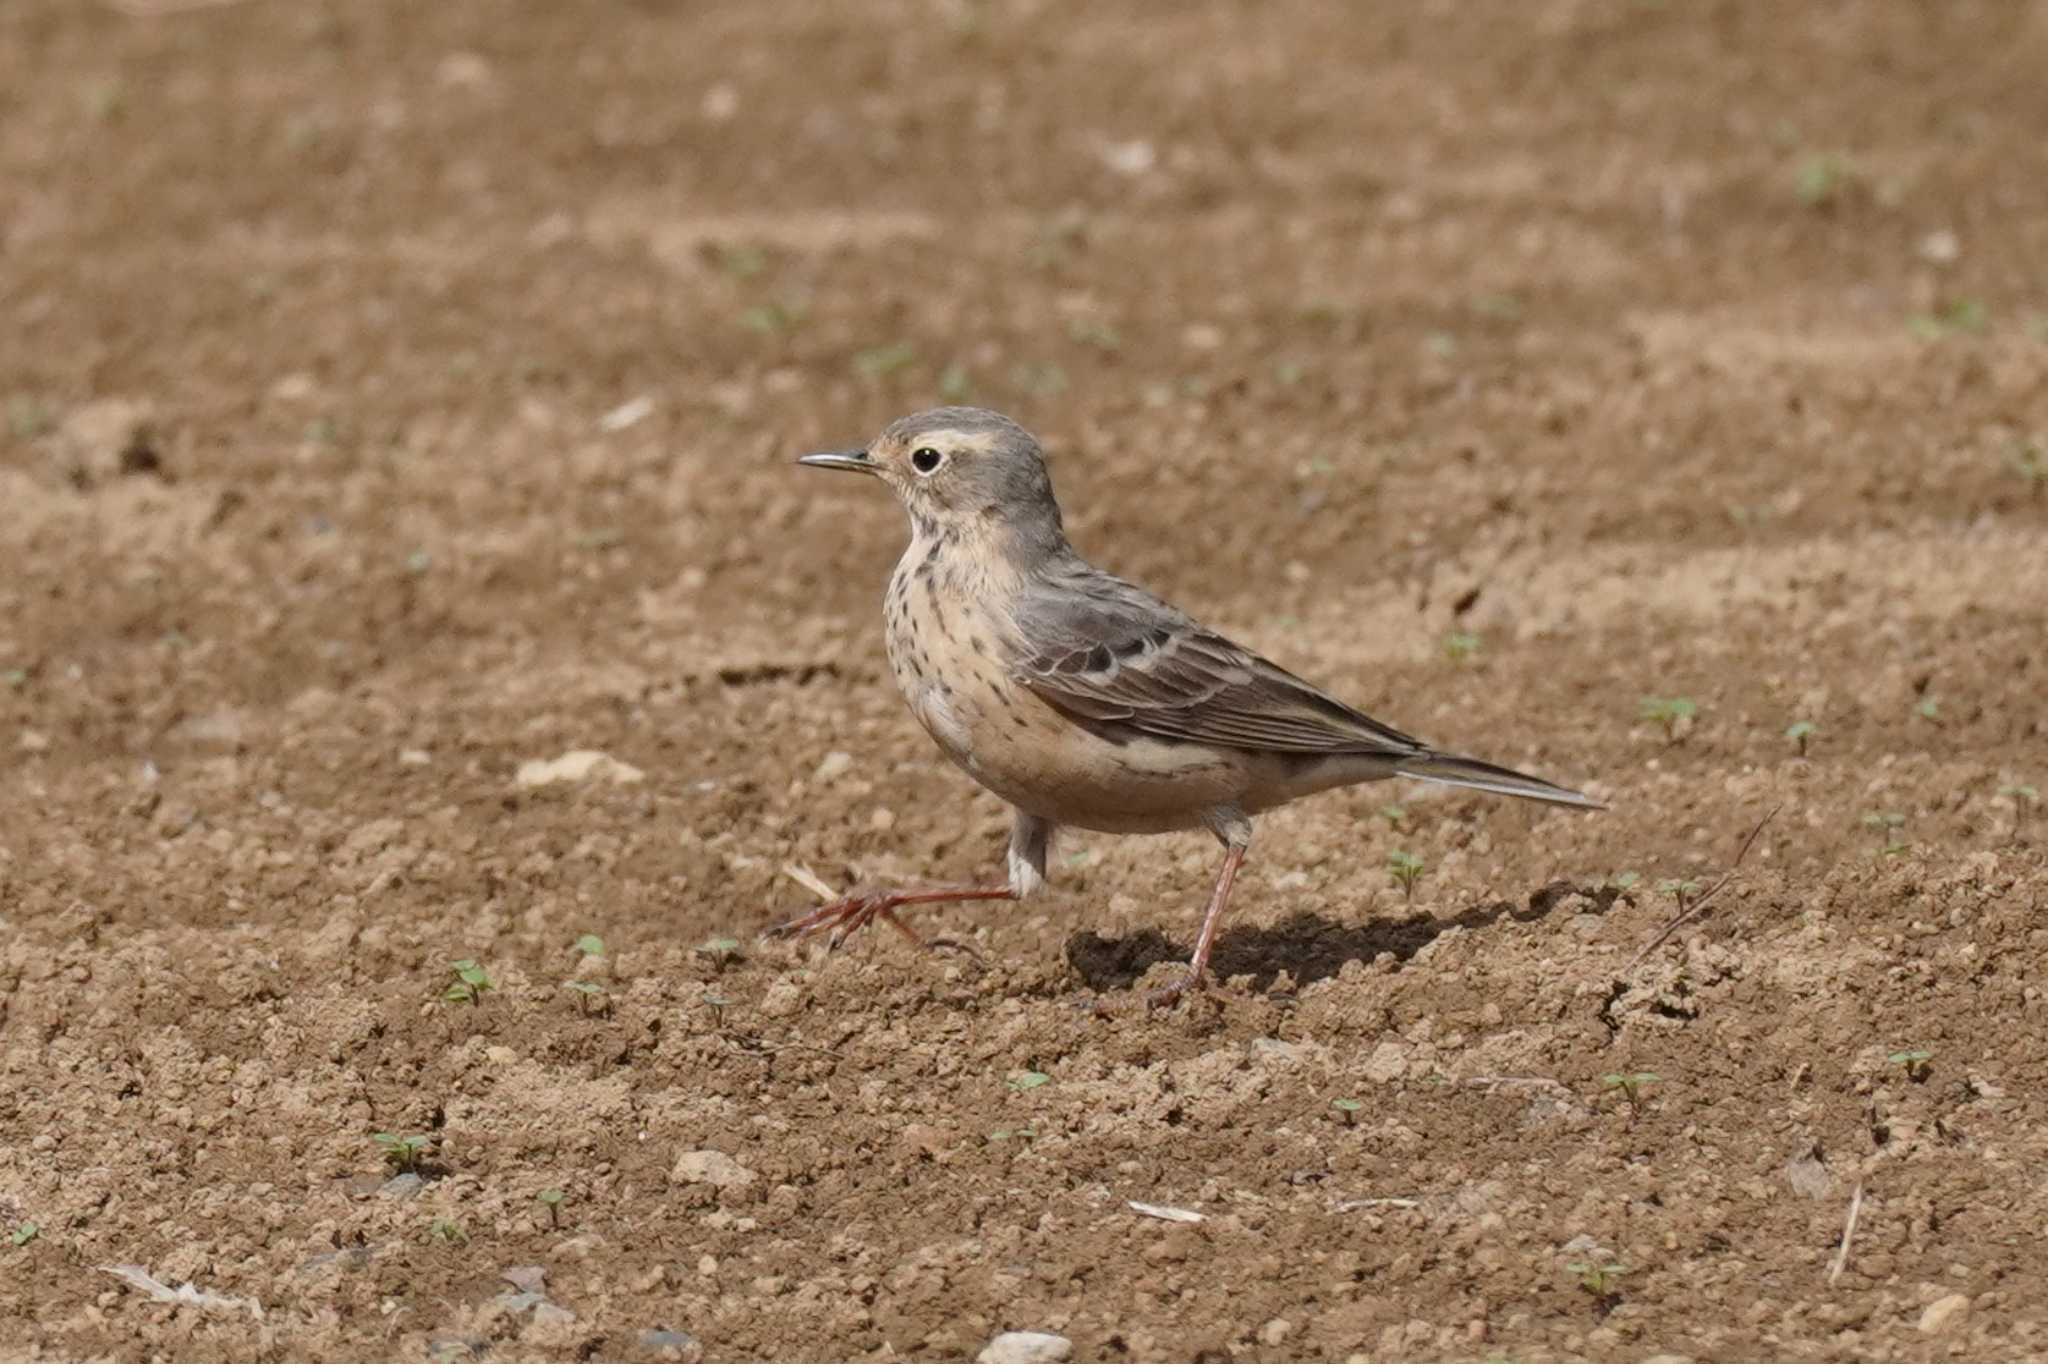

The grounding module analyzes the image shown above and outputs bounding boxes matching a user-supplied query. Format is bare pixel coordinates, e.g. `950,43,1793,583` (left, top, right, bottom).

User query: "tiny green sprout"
1006,1070,1051,1091
740,299,807,335
429,1217,467,1245
1602,1071,1662,1112
698,935,742,970
536,1188,564,1229
1442,631,1482,663
1793,153,1848,207
444,958,494,1005
853,342,918,379
937,363,973,403
372,1132,432,1174
1568,1259,1629,1299
1607,870,1642,891
1331,1097,1363,1125
9,1224,37,1247
1862,811,1908,855
1888,1049,1933,1082
565,980,608,1014
1065,318,1122,352
702,993,730,1024
574,934,605,958
1639,696,1699,742
1915,697,1942,723
1908,298,1987,339
1387,850,1425,901
1378,802,1408,830
712,243,766,278
1655,878,1702,911
1785,720,1817,755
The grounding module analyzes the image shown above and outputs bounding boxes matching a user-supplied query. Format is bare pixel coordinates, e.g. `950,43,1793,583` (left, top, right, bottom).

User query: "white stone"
516,750,645,787
670,1150,756,1189
977,1332,1072,1364
1918,1293,1970,1334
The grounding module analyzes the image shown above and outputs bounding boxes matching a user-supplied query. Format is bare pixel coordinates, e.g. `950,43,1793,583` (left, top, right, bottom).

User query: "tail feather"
1395,750,1604,809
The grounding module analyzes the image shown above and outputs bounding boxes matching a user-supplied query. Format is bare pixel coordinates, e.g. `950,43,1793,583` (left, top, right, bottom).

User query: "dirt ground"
4,1,2047,1360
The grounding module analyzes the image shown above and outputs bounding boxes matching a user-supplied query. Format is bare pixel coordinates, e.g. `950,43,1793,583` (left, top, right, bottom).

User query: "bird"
769,406,1600,1006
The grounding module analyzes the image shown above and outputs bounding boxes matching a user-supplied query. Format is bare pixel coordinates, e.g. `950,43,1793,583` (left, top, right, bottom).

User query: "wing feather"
1008,567,1427,757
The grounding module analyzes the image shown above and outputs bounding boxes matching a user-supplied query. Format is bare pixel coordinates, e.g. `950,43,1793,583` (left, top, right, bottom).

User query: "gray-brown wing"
1007,569,1428,757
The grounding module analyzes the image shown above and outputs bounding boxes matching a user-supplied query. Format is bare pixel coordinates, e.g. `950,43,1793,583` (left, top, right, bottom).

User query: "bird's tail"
1396,750,1604,809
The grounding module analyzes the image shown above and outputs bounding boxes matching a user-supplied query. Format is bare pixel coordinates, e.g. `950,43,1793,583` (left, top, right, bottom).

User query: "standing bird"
773,407,1600,1005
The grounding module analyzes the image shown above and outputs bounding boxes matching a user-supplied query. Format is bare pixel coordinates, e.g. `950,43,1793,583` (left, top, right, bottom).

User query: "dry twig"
1623,804,1780,973
1827,1181,1865,1285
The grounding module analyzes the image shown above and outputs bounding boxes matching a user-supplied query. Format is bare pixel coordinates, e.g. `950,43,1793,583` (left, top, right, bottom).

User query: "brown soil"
4,2,2047,1360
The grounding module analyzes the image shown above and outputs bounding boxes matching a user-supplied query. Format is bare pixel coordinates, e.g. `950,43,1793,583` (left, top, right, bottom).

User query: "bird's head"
799,406,1066,556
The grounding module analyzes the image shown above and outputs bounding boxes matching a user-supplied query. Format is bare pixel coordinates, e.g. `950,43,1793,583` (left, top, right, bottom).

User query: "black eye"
910,447,943,475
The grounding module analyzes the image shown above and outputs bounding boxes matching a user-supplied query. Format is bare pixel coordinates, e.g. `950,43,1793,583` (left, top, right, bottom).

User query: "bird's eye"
910,447,944,475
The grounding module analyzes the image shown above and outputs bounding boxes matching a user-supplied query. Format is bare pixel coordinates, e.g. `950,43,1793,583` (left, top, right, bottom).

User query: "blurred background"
3,2,2046,1359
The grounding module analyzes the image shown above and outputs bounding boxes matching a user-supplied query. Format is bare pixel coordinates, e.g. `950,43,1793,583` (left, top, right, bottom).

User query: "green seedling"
702,993,730,1026
698,936,742,970
1330,1097,1363,1125
1785,720,1817,755
1607,870,1642,891
536,1188,564,1229
373,1132,432,1174
1378,802,1407,830
1656,878,1701,912
564,980,608,1014
1442,631,1482,663
1908,298,1987,339
574,934,605,958
1862,811,1908,855
1915,697,1942,723
1888,1049,1932,1082
1065,319,1121,352
9,1224,37,1247
429,1218,467,1245
1793,153,1851,206
1639,696,1698,742
853,342,917,379
1006,1070,1051,1091
444,958,493,1005
1568,1259,1629,1299
740,299,807,335
1387,850,1425,901
1602,1072,1662,1113
2007,439,2044,493
1999,783,2039,835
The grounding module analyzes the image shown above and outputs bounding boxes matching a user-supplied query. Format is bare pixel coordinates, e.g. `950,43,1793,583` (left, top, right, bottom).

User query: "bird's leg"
1144,819,1251,1009
764,884,1013,956
764,813,1051,958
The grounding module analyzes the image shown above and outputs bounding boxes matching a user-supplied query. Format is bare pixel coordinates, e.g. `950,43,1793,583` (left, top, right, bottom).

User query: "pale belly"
880,553,1394,834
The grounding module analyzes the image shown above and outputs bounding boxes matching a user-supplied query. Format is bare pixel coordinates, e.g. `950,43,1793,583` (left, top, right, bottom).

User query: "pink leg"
764,884,1014,956
1135,842,1248,1009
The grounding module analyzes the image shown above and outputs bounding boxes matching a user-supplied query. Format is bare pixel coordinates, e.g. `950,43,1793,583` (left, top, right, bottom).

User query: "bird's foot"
1085,965,1210,1018
763,891,982,959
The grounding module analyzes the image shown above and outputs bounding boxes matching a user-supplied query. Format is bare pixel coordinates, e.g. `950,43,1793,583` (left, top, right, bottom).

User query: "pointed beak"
796,448,875,474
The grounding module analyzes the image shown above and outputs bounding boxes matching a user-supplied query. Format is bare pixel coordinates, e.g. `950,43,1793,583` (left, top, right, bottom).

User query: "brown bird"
772,407,1600,1005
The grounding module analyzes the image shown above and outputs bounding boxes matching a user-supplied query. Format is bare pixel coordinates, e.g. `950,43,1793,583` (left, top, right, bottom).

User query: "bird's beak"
796,448,875,474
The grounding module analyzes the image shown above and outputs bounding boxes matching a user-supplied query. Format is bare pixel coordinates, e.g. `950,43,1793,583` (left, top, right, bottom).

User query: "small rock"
639,1327,703,1359
1364,1040,1409,1083
1919,1293,1970,1335
516,749,645,788
399,748,432,766
813,750,854,782
501,1266,547,1294
978,1332,1073,1364
670,1149,757,1190
758,978,804,1018
377,1174,424,1201
1784,1152,1832,1200
1259,1318,1292,1346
